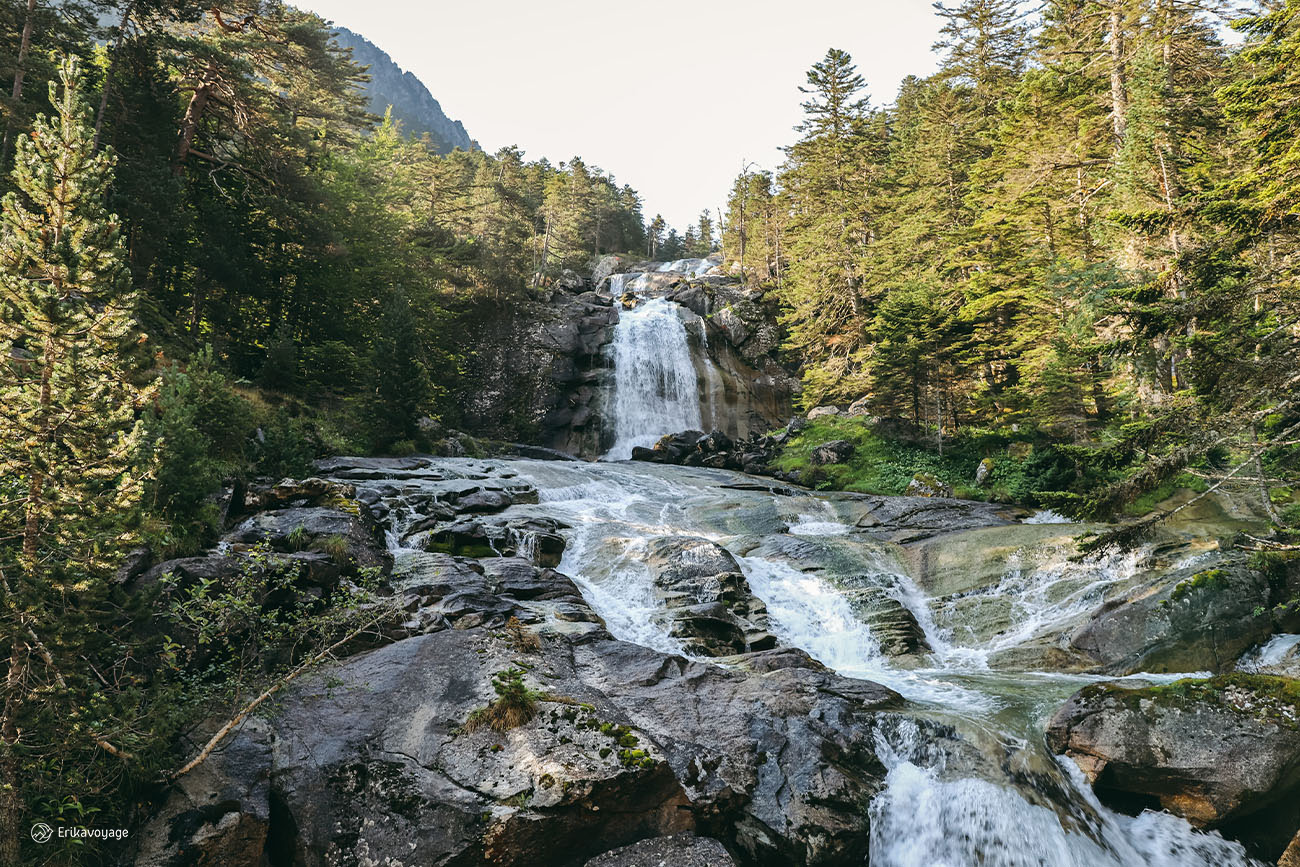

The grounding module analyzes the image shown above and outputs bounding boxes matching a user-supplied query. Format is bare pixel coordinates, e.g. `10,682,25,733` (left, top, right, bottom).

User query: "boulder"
806,405,841,420
642,536,774,656
713,306,750,346
248,476,356,510
695,429,733,454
650,430,706,463
130,554,239,595
975,457,994,487
585,834,736,867
810,440,855,466
421,515,567,568
905,473,952,498
1046,674,1300,860
224,506,388,571
1069,559,1275,674
1282,830,1300,867
838,584,930,658
590,254,624,286
557,268,588,292
845,397,872,417
667,285,709,317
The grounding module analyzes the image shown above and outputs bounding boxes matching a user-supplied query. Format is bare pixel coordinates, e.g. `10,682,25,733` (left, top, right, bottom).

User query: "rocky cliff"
450,259,796,459
333,27,476,153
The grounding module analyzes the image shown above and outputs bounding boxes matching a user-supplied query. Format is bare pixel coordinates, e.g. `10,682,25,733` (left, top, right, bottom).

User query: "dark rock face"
810,440,855,466
140,599,906,867
133,719,274,866
584,833,736,866
1068,559,1276,674
642,536,776,656
452,291,619,458
1047,675,1300,860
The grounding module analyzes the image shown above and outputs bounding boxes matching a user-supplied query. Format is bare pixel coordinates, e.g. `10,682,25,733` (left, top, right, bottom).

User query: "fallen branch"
1240,533,1300,551
1081,420,1300,553
165,609,393,782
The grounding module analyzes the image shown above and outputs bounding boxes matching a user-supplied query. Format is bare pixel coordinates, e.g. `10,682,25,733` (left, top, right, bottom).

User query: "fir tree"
368,288,432,449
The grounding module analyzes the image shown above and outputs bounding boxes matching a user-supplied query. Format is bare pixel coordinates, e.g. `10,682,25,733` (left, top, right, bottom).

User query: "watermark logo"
28,822,128,843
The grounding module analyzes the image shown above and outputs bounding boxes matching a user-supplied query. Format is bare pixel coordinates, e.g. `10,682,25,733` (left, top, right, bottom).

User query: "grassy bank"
769,415,1212,515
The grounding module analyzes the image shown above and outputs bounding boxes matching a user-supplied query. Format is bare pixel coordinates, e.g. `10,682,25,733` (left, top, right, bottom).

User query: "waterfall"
603,296,702,460
656,257,714,277
868,718,1259,867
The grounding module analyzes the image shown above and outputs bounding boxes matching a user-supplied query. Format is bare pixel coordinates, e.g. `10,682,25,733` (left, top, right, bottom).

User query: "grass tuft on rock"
464,668,542,733
505,616,542,653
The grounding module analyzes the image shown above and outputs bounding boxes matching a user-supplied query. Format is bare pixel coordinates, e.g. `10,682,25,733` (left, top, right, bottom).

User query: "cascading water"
656,257,715,277
357,457,1264,866
603,296,702,460
437,458,1262,866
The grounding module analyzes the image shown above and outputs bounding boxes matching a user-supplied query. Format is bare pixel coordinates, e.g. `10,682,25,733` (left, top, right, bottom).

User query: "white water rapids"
373,457,1262,867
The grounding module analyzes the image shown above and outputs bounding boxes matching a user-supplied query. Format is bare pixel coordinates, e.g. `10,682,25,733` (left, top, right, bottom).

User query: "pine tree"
695,209,715,255
777,49,880,402
647,213,667,258
0,56,151,861
932,0,1030,93
0,56,150,575
1218,0,1300,222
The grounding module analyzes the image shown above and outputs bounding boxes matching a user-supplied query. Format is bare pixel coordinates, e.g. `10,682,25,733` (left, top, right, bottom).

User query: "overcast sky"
294,0,944,231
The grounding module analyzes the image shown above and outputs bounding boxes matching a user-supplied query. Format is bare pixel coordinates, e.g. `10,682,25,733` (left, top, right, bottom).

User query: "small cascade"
1237,633,1300,673
928,543,1152,666
603,296,702,459
868,718,1260,867
656,257,715,277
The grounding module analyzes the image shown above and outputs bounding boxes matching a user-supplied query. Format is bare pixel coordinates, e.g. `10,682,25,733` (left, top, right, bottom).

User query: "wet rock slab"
584,833,736,866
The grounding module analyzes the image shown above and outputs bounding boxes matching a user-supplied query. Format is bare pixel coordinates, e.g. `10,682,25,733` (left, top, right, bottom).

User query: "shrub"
148,348,254,552
255,408,315,478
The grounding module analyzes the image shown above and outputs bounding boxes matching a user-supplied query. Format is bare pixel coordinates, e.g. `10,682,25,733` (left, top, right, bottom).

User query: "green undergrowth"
1137,674,1300,714
769,415,1240,519
771,416,1088,505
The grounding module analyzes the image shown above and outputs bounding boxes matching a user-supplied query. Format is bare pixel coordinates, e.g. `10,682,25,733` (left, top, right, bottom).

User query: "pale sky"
295,0,943,231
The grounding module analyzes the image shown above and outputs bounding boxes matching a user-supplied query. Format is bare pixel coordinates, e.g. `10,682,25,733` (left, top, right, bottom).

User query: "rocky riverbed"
124,454,1299,866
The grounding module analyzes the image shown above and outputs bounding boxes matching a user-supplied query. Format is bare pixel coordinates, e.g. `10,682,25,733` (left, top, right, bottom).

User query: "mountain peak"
332,26,477,154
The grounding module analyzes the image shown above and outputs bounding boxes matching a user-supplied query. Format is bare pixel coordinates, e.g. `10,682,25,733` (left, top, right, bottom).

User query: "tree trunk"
93,2,135,151
175,67,217,174
533,214,551,292
0,0,40,167
21,337,54,564
0,630,30,866
1107,3,1128,145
